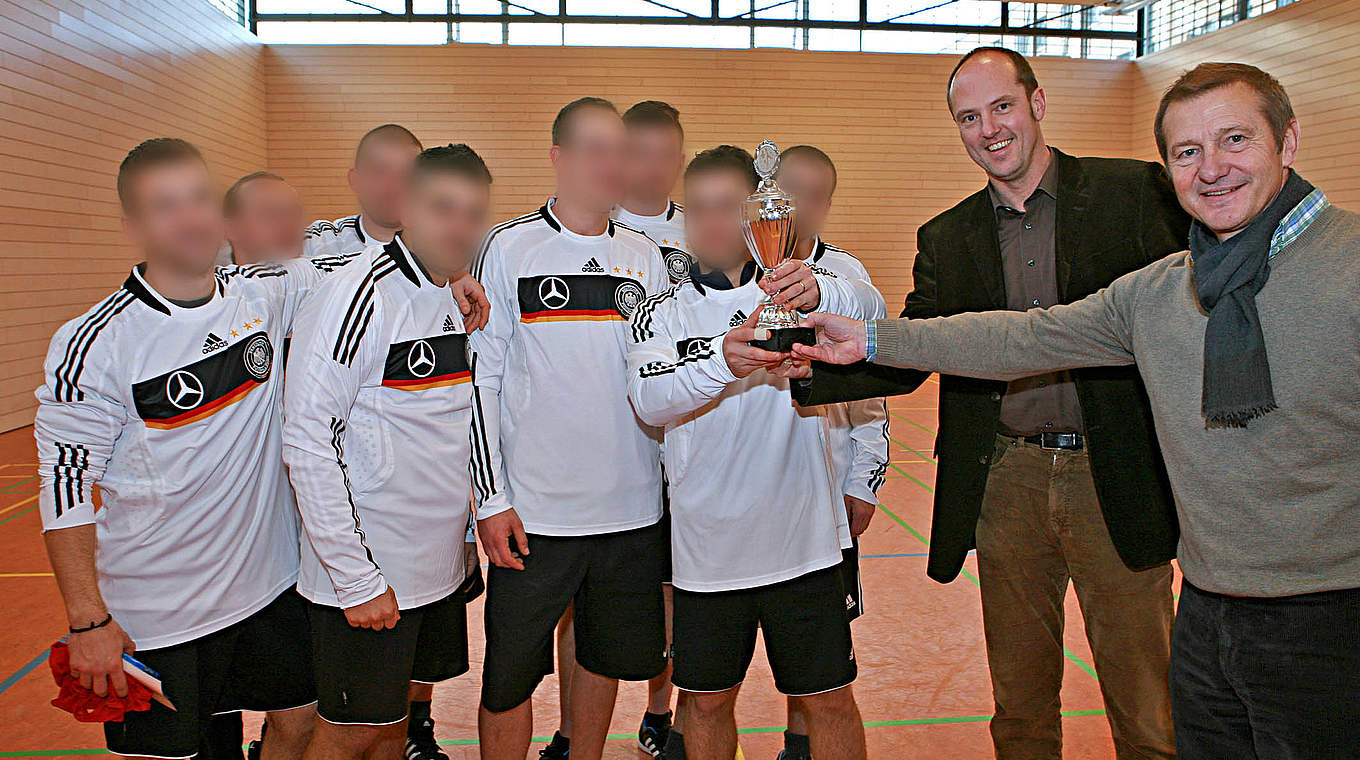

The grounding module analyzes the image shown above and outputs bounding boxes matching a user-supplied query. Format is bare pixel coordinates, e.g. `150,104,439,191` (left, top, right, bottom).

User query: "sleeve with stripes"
626,293,737,427
281,277,388,608
844,399,891,503
33,318,128,532
466,235,516,522
809,263,882,321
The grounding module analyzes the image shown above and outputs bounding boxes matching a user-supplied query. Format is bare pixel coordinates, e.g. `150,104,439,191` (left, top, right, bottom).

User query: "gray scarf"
1188,170,1314,428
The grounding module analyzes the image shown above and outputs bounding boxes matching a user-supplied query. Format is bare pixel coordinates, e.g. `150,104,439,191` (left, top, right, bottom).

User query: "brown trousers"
975,435,1175,760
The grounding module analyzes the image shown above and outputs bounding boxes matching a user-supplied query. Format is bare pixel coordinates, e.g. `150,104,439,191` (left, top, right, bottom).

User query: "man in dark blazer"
796,48,1189,760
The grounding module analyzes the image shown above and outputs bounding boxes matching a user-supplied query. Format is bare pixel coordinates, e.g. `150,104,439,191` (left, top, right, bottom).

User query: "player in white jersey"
221,171,307,266
776,145,890,760
283,144,492,760
530,99,691,760
614,100,692,286
626,145,870,760
469,98,671,760
34,138,357,760
303,124,422,257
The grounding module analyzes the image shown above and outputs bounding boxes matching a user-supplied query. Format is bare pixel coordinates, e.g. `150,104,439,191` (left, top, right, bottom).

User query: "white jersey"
612,200,692,284
807,239,891,548
468,201,670,536
627,269,848,592
283,236,473,610
34,255,356,649
304,213,390,258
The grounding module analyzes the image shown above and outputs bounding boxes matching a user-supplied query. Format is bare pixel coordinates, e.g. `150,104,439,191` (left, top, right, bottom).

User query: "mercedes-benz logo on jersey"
242,334,273,380
538,276,570,310
662,247,689,281
407,339,436,378
165,371,204,410
614,280,645,318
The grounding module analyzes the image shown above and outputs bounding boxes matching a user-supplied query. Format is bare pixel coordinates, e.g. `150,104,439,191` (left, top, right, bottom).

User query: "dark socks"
662,727,685,759
408,700,434,739
783,730,811,758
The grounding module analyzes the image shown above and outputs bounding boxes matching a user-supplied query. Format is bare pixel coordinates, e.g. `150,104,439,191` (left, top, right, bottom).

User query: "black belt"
1019,432,1084,450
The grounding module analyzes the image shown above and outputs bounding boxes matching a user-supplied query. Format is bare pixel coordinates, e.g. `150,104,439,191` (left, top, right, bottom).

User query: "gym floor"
0,379,1180,758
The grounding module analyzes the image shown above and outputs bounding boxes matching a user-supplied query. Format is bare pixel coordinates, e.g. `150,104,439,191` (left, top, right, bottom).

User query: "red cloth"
48,641,154,722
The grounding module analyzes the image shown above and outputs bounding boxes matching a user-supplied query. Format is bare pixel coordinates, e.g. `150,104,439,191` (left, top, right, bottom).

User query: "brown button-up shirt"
988,151,1084,435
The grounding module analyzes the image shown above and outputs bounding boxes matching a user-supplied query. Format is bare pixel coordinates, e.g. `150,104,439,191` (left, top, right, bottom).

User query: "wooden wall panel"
264,45,1136,315
1131,0,1360,208
0,0,266,431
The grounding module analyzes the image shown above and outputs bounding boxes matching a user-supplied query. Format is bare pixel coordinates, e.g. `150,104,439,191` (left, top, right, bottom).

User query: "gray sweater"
875,204,1360,597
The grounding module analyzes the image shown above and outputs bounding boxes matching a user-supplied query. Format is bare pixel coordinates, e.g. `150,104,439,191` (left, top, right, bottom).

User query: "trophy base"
749,326,816,352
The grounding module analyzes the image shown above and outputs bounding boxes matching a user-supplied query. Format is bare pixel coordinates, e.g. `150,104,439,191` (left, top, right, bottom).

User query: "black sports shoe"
539,731,570,759
775,751,811,760
245,740,262,760
638,712,672,757
405,717,449,760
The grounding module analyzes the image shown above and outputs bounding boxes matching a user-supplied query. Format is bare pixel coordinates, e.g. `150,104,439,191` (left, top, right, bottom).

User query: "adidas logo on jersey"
201,332,228,354
443,314,458,333
729,310,748,328
846,594,857,611
581,257,605,273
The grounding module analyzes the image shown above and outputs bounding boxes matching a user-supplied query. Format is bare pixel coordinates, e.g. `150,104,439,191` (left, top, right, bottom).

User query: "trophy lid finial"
754,140,780,180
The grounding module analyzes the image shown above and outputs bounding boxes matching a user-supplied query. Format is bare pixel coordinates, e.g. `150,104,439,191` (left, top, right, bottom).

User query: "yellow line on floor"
0,494,38,517
0,573,52,578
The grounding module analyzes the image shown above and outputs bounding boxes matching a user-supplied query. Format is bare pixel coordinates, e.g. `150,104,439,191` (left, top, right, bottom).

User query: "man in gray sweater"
786,63,1359,759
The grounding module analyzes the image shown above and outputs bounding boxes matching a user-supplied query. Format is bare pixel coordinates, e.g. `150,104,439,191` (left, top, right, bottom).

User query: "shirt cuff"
865,320,878,363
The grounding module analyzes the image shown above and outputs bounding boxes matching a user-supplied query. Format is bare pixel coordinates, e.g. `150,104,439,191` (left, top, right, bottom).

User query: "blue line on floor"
0,649,49,698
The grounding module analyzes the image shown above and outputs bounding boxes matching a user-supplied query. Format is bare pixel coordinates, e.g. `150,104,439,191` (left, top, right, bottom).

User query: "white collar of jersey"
386,233,438,288
125,262,220,316
615,199,678,224
356,215,393,246
543,197,616,239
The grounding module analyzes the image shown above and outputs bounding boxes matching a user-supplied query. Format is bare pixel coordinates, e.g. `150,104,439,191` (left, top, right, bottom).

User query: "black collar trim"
541,201,615,237
689,260,759,295
123,263,172,315
666,200,678,221
386,234,434,287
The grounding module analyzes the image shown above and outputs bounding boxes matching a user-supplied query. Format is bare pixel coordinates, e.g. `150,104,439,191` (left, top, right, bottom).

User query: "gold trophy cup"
741,140,814,351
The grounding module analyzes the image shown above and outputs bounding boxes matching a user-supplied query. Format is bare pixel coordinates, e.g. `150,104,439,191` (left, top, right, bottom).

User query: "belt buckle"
1040,432,1079,451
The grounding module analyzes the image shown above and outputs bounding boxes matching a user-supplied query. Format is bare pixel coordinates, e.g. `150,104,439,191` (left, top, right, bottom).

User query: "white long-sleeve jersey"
467,202,672,536
807,239,891,548
626,269,855,592
33,255,356,650
304,213,391,258
612,200,693,284
283,236,473,610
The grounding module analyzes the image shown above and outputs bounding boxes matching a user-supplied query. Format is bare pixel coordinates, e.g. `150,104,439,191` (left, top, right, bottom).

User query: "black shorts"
672,564,857,697
481,522,668,713
840,539,864,622
308,590,469,725
103,590,316,759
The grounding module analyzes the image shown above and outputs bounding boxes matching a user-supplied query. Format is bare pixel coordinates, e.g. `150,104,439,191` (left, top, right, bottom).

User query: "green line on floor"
0,710,1112,756
890,410,938,436
0,476,37,493
875,502,1100,683
0,506,36,527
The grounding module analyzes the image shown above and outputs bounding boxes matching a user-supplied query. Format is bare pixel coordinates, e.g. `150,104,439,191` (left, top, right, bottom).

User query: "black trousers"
1170,581,1360,759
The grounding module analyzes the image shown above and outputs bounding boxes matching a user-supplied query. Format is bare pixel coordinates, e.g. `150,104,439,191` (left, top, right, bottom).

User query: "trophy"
741,140,815,352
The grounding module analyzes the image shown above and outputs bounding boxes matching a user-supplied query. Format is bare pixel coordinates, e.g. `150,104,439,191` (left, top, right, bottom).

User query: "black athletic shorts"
103,590,316,759
308,590,469,725
840,539,864,622
481,521,668,713
672,564,857,697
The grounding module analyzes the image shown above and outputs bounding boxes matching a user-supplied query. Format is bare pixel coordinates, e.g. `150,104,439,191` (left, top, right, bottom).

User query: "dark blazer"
797,149,1191,583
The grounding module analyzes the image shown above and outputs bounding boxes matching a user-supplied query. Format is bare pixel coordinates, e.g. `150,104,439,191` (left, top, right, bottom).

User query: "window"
208,0,247,25
1144,0,1298,54
250,1,1142,60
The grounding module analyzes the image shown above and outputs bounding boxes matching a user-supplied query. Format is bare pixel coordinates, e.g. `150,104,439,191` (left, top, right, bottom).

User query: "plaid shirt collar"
1270,187,1329,260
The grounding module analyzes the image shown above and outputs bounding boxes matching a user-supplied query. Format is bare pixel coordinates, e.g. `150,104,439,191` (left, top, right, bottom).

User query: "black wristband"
69,613,112,634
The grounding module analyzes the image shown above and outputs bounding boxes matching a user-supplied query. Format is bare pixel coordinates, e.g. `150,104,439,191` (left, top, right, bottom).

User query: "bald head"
349,124,423,230
947,47,1039,113
223,172,304,265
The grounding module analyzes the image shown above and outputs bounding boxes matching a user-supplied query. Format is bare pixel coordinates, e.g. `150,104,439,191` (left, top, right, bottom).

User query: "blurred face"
551,107,628,212
776,154,835,242
1161,82,1298,241
624,123,684,203
683,169,751,273
949,53,1047,184
223,177,305,264
348,138,421,229
402,172,491,278
121,159,223,274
